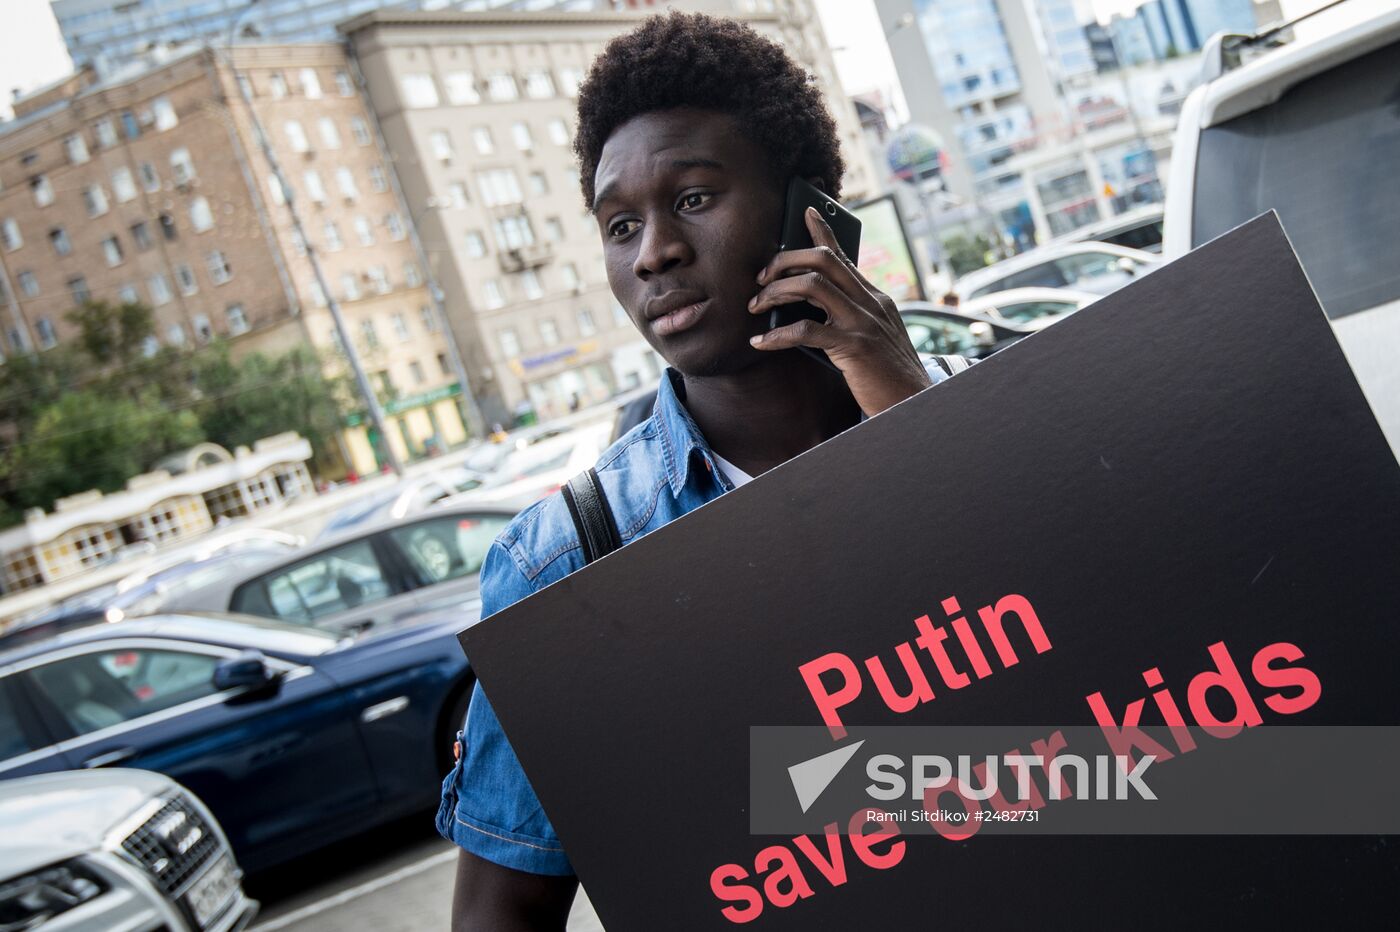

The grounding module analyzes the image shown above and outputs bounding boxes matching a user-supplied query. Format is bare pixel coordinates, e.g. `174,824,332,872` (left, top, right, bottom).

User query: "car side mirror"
213,650,277,692
969,321,997,347
1114,257,1138,276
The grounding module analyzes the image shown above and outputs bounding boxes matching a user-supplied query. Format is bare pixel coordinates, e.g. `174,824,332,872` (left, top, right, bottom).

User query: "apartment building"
0,43,469,475
341,3,875,423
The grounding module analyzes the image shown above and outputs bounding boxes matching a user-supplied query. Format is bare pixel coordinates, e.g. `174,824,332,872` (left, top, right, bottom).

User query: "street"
248,814,604,932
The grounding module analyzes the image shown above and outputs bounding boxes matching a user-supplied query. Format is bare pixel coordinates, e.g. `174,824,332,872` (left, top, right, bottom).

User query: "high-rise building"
1135,0,1257,58
0,43,472,473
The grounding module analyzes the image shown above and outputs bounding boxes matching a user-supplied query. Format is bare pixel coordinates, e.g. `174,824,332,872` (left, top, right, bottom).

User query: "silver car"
0,768,256,931
151,505,518,633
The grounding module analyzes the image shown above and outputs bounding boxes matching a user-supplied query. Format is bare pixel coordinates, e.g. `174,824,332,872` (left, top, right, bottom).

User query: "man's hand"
748,206,932,416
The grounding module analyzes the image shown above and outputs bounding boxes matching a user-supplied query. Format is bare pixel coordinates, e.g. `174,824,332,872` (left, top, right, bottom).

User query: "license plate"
186,854,239,928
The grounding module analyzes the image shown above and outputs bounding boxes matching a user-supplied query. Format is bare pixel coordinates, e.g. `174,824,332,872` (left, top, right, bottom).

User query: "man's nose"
633,215,693,280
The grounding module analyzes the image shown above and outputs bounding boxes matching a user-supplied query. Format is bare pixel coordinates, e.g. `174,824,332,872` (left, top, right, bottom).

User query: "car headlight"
0,860,106,929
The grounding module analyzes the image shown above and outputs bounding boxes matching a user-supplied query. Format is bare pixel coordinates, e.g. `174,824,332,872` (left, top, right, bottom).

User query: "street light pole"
215,36,405,476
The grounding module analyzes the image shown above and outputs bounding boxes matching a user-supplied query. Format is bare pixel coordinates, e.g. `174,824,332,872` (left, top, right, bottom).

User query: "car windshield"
903,314,987,355
1192,38,1400,319
992,300,1078,324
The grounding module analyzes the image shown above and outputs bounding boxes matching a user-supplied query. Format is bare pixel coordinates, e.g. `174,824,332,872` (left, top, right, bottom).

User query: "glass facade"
913,0,1020,110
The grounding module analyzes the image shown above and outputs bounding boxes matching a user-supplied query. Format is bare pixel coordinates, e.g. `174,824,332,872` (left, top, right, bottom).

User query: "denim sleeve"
435,540,574,875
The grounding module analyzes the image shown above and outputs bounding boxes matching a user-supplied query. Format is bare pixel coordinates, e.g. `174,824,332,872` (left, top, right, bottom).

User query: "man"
440,13,959,928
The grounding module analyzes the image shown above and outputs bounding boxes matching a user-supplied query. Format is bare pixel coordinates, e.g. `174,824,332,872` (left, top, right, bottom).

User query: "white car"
0,769,256,931
444,421,614,509
959,287,1099,332
953,241,1158,301
1163,3,1400,456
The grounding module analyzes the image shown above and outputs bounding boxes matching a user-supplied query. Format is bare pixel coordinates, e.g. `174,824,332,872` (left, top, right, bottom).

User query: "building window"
193,313,213,342
36,318,57,349
170,148,196,185
410,360,425,384
335,70,354,96
558,66,584,98
537,316,558,344
445,71,479,105
130,221,153,251
511,122,533,151
189,196,214,232
152,96,177,131
31,176,54,207
341,272,361,301
1,218,22,251
79,185,110,221
67,275,90,304
548,118,570,146
386,212,406,241
402,73,440,108
102,236,124,267
175,263,197,295
493,214,534,250
429,129,454,163
121,109,140,139
285,120,309,152
167,323,186,346
269,72,288,99
267,175,286,205
478,169,522,207
528,171,548,197
487,72,518,102
159,212,178,240
368,164,388,192
112,167,137,202
448,181,470,209
323,219,343,251
318,117,341,149
437,352,451,375
470,125,494,155
360,319,379,349
64,134,90,164
139,162,160,192
299,68,322,99
17,271,38,297
354,215,375,246
303,170,326,203
94,118,118,148
309,280,326,306
544,216,565,242
524,71,555,99
391,311,410,342
367,266,390,294
561,262,580,291
336,167,358,200
147,273,172,306
464,230,486,258
206,251,232,285
419,305,438,332
577,307,597,336
117,283,139,304
350,117,371,146
226,304,249,335
141,335,159,357
482,279,505,310
49,228,71,256
498,327,520,356
521,270,544,301
403,262,422,288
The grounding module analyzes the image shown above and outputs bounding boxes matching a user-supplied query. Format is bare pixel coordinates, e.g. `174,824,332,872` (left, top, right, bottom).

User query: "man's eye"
677,192,712,211
609,219,640,238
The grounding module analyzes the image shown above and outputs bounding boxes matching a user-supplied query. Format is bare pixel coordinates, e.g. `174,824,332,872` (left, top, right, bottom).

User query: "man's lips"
646,293,710,337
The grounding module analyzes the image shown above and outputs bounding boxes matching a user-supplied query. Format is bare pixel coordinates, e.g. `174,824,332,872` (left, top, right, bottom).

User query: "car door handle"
361,696,409,723
83,747,137,769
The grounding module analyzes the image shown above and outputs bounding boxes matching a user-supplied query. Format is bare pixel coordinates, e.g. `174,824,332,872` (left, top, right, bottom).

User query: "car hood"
0,769,174,876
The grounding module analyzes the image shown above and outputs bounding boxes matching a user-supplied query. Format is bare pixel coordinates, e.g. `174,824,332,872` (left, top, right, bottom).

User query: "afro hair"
573,11,845,209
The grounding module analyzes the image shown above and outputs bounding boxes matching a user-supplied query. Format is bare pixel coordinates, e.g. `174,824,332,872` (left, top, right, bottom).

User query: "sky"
0,0,73,120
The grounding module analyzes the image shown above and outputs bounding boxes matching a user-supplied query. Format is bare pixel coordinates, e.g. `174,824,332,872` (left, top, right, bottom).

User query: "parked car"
152,505,515,635
0,768,257,931
900,302,1030,359
1053,205,1164,254
446,422,614,509
953,241,1158,301
316,468,487,540
959,287,1099,331
0,609,477,872
1163,3,1400,455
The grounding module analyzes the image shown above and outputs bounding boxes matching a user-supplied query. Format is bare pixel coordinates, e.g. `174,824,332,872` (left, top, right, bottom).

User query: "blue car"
0,608,477,872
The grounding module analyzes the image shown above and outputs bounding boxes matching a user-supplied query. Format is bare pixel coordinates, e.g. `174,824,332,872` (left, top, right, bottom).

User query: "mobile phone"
768,176,863,331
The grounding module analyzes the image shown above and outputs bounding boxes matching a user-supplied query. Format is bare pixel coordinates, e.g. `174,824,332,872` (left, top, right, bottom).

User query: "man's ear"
805,176,827,193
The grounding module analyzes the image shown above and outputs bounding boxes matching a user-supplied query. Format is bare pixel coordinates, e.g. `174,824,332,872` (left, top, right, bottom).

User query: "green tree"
943,233,995,277
66,299,155,367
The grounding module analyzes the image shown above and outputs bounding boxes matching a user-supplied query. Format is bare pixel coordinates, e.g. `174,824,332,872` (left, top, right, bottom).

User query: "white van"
1163,3,1400,454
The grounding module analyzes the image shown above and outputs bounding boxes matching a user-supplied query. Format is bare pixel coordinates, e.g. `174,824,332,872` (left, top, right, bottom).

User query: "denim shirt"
436,362,955,874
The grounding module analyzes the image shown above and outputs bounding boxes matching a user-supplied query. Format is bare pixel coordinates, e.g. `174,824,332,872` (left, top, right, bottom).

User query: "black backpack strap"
561,467,623,565
934,354,973,376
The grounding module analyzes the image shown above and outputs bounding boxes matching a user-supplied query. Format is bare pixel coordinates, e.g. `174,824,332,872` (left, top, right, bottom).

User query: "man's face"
592,109,783,376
